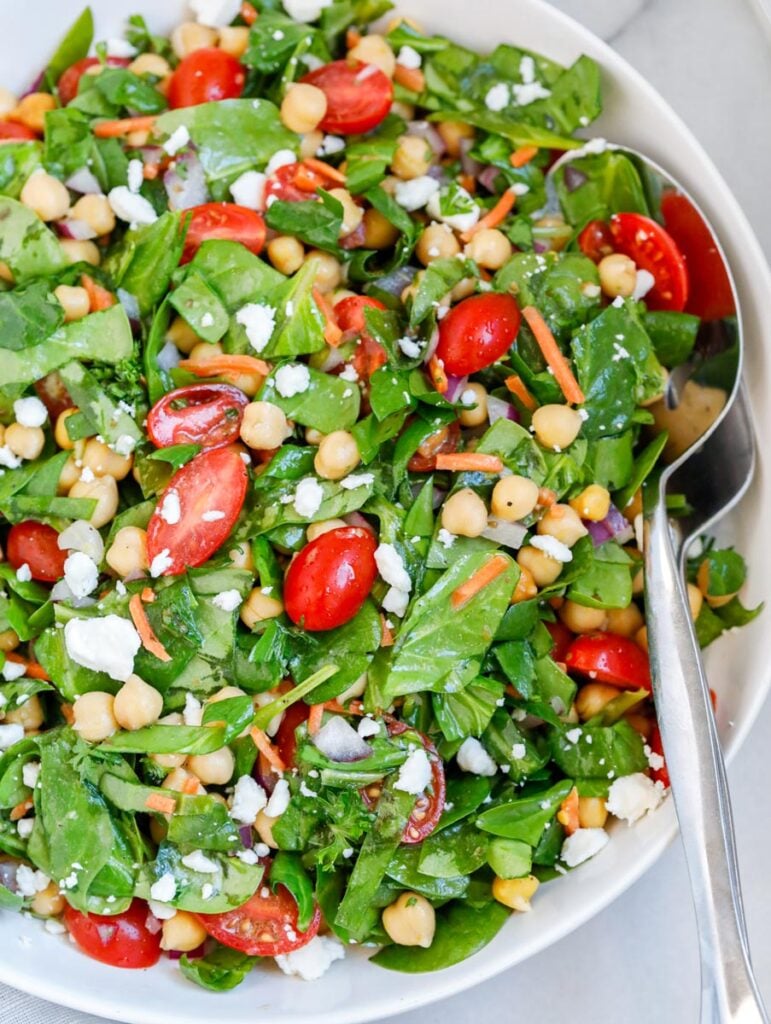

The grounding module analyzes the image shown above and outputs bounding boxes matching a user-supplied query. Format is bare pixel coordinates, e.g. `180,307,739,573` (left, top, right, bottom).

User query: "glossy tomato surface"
335,295,388,378
273,700,311,767
57,56,130,105
577,218,615,262
0,121,39,141
167,48,245,108
284,526,377,631
565,632,651,692
300,60,392,134
7,521,67,583
388,723,446,844
64,900,162,969
436,293,521,376
546,620,574,664
609,212,689,312
146,447,248,576
407,420,460,472
264,161,343,204
34,370,73,421
146,384,248,449
197,885,320,956
181,203,266,263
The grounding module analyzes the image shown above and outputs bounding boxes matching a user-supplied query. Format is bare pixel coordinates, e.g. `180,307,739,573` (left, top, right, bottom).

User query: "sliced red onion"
56,218,97,241
444,374,469,403
164,151,207,211
487,395,519,424
340,219,367,250
312,715,372,762
168,944,206,961
563,165,588,192
426,164,449,184
377,265,417,298
238,824,254,848
144,914,162,936
57,520,104,562
65,167,103,195
459,137,481,177
533,240,549,254
0,860,19,892
478,165,501,193
139,146,165,167
583,503,635,547
319,345,345,372
406,120,446,157
481,518,528,550
117,288,141,323
343,511,375,533
21,69,46,100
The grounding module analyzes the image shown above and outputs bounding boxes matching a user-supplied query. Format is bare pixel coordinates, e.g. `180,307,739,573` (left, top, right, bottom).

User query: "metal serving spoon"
549,146,767,1023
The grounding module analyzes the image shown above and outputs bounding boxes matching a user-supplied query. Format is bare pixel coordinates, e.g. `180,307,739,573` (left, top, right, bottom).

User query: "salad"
0,0,761,991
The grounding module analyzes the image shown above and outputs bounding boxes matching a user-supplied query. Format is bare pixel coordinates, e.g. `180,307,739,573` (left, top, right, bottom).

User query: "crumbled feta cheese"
202,510,225,522
511,742,527,760
293,477,324,518
105,37,138,58
275,934,345,981
190,0,241,27
397,336,422,359
229,170,267,211
108,186,158,226
394,747,432,795
17,818,34,838
426,188,479,234
530,535,573,562
127,159,144,194
230,775,268,824
213,589,243,612
201,883,214,900
632,268,656,300
265,778,291,817
79,466,96,484
437,528,456,548
560,827,609,867
13,396,47,428
0,723,24,752
606,772,663,824
394,175,439,211
148,899,177,920
158,489,181,525
644,743,666,773
519,55,536,84
150,548,173,578
44,918,67,935
396,45,422,69
163,125,190,156
63,551,99,599
511,182,530,196
254,842,270,858
236,302,276,352
316,134,345,157
64,615,141,682
512,81,551,105
149,872,177,903
485,83,510,111
375,543,411,592
236,849,260,865
299,779,318,798
16,563,32,583
456,737,497,776
565,727,582,745
265,148,298,177
339,473,374,490
1,660,26,681
16,865,51,897
157,340,181,371
357,718,379,739
274,363,311,397
181,850,220,874
382,586,410,618
183,693,203,727
0,446,22,469
339,363,359,382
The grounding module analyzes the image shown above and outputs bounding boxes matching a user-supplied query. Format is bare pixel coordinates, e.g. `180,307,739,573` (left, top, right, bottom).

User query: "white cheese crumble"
229,170,267,211
182,693,203,727
105,37,138,58
519,55,536,83
265,778,291,817
2,661,26,682
374,543,411,592
163,125,190,156
212,589,243,612
158,489,181,525
426,187,479,234
108,186,158,226
150,548,174,578
437,527,456,548
357,717,379,739
274,363,311,397
397,336,422,359
275,934,345,981
0,724,24,752
149,872,177,903
512,81,551,105
0,446,22,469
293,477,324,518
456,737,497,776
191,0,241,28
339,363,359,382
394,175,439,212
560,827,609,867
17,818,34,839
382,586,410,618
16,563,32,583
632,268,656,300
393,747,432,795
339,472,374,490
13,396,47,428
16,865,50,897
127,158,144,194
236,302,276,353
485,83,510,111
605,772,663,824
63,615,141,681
63,551,99,599
148,899,177,920
530,535,573,563
230,775,268,824
316,134,345,157
181,850,219,874
265,148,298,177
511,742,527,760
397,45,422,69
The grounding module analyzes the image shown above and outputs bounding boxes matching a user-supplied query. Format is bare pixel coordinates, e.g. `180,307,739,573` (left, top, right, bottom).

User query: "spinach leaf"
613,431,668,510
245,472,374,535
288,600,381,702
181,240,283,321
432,677,504,742
270,851,315,931
567,541,632,609
0,141,43,199
430,109,580,151
100,723,229,756
45,7,93,89
418,821,489,877
58,360,142,448
548,720,647,778
643,310,700,367
487,837,532,879
88,68,168,116
694,595,763,648
0,197,66,281
266,190,344,251
0,280,63,352
42,108,94,182
0,883,23,911
555,150,649,228
435,775,492,832
476,779,573,843
259,364,360,432
386,845,469,900
169,268,230,343
180,945,258,992
111,211,186,315
137,841,264,913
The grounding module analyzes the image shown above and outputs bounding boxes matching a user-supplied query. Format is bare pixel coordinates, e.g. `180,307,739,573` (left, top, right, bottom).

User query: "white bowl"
2,2,769,1022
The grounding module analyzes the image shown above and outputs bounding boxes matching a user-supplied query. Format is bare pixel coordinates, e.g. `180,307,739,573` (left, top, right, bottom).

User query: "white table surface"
4,1,771,1022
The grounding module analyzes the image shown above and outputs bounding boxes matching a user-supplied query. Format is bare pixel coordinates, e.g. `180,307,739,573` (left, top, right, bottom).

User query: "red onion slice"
487,395,519,424
444,374,469,403
583,503,634,547
65,167,103,195
164,151,207,211
406,120,446,157
481,518,528,550
56,218,97,241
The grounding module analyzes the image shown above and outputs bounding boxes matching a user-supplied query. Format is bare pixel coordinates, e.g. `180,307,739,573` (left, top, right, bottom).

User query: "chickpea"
625,708,653,740
575,682,619,721
0,630,20,653
113,674,163,731
105,526,149,577
569,484,611,523
458,383,488,428
696,559,737,609
451,276,477,302
70,194,115,236
299,129,324,160
255,809,278,849
381,892,435,948
492,875,539,912
5,423,45,461
69,474,119,528
129,53,171,77
20,171,70,222
511,564,537,604
240,401,290,451
12,92,56,133
490,475,539,522
280,83,328,134
578,796,608,829
538,504,588,548
217,24,250,58
328,187,363,238
5,694,44,730
441,488,488,538
598,253,637,299
30,881,65,918
416,222,460,266
307,518,347,542
188,341,223,366
436,120,474,158
166,315,200,355
391,135,432,180
54,285,90,323
161,911,208,952
605,602,644,638
188,746,235,786
361,208,399,250
390,100,415,120
558,600,608,634
517,545,562,587
228,542,255,573
305,427,325,446
649,380,728,462
126,129,151,147
163,767,204,794
305,250,342,293
0,261,14,284
171,22,218,59
267,235,305,276
531,404,583,451
687,582,703,621
464,228,512,271
82,438,133,480
0,87,17,118
336,671,368,704
240,588,284,629
72,691,118,742
207,686,247,706
635,625,648,652
348,34,396,77
57,456,80,494
314,430,361,480
60,239,100,266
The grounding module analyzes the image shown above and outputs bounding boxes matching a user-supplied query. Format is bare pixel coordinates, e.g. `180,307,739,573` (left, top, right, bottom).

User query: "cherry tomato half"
648,725,670,789
577,219,615,263
167,48,245,109
435,293,521,376
388,723,446,844
34,370,73,422
300,60,393,135
407,420,460,472
545,620,574,664
146,384,249,449
264,160,345,205
284,526,377,631
57,57,131,106
564,632,651,692
608,212,689,312
64,900,161,969
7,521,66,583
146,446,248,576
274,700,312,767
0,121,39,142
335,295,388,379
197,884,321,956
181,203,266,264
660,191,735,321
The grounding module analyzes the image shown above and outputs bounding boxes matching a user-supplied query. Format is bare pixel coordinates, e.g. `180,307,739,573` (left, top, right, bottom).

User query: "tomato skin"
274,701,311,767
7,521,67,583
335,295,388,379
388,723,446,844
649,726,670,789
34,370,73,422
577,219,615,263
546,620,574,664
407,420,460,472
146,447,248,576
608,212,689,312
265,161,343,204
300,60,393,135
57,57,131,105
146,384,249,449
64,900,162,969
182,203,266,263
660,191,735,321
167,48,245,109
284,526,377,631
197,885,321,956
565,632,652,692
435,293,521,376
0,121,39,142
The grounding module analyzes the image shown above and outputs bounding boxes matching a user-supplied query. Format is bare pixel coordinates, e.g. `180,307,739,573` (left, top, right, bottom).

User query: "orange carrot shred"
240,0,258,24
393,65,426,93
93,115,157,138
10,799,33,822
504,373,537,412
521,305,585,405
435,453,504,473
145,793,177,815
140,587,156,603
380,614,394,648
538,486,557,508
250,727,286,773
458,173,477,195
5,652,49,681
462,187,517,241
303,157,346,184
307,704,324,736
427,356,448,395
323,700,349,715
312,288,343,347
450,554,510,610
81,274,115,312
143,163,159,180
510,145,538,168
181,776,201,795
179,355,270,377
129,593,172,663
557,786,580,836
346,27,362,49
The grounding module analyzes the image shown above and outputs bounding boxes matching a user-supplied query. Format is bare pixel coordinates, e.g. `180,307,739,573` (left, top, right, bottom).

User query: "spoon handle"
645,492,768,1023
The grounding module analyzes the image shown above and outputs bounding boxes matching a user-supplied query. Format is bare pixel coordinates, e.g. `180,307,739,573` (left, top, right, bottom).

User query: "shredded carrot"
93,115,157,138
312,288,343,347
521,305,585,405
303,157,346,185
557,786,580,836
240,0,258,24
346,27,362,48
393,65,426,93
458,173,477,195
5,653,49,681
323,700,349,715
450,554,510,610
145,793,177,815
341,700,368,717
250,727,286,773
307,703,324,736
143,163,159,180
179,355,271,378
380,614,394,648
181,776,201,795
504,373,537,412
141,587,156,603
61,703,74,725
10,799,33,822
462,187,517,241
435,452,504,473
129,593,171,663
81,274,115,312
427,355,448,395
510,145,538,168
537,486,557,508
